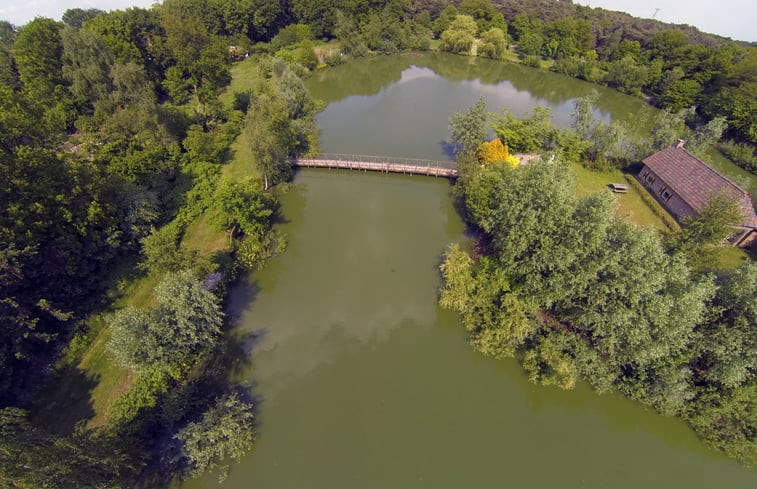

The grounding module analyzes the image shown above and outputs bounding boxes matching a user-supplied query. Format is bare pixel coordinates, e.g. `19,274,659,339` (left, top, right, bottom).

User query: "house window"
661,188,672,202
645,173,656,184
642,170,650,178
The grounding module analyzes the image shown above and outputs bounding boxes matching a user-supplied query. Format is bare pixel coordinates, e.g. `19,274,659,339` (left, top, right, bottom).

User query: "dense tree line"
441,99,757,465
257,0,757,170
1,0,320,485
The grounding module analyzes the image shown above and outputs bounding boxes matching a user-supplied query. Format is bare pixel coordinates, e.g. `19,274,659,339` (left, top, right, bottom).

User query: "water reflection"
307,52,756,198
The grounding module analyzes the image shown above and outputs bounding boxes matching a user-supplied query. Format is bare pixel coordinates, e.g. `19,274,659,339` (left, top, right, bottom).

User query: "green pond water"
181,53,757,488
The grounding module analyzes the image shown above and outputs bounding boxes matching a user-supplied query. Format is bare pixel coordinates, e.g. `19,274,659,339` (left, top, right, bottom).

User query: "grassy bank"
30,58,264,433
570,162,676,232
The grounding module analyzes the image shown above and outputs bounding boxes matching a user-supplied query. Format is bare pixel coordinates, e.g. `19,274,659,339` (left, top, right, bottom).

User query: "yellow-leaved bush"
476,138,519,168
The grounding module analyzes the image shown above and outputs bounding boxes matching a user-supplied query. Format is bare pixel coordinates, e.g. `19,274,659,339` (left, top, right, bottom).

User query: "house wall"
637,165,697,220
737,229,757,249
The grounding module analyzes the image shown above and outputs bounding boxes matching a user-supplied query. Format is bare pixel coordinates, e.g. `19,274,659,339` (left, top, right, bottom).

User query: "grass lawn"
218,57,262,107
30,272,160,432
183,213,232,254
222,131,259,181
570,162,675,232
706,245,750,270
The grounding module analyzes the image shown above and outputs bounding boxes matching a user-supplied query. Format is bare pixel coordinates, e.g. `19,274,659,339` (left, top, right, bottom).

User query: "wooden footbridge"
294,153,459,178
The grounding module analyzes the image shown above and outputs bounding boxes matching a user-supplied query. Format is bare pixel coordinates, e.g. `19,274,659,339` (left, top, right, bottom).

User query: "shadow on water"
438,140,458,160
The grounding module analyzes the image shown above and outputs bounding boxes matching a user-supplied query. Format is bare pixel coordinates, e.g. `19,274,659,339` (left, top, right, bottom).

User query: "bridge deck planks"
294,158,458,178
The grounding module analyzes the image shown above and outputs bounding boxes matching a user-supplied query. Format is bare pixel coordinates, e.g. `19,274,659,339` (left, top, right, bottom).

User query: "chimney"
675,139,686,149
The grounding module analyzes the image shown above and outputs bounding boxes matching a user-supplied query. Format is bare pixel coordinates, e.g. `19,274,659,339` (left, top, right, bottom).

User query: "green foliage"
523,330,579,389
432,5,458,36
271,23,312,51
668,190,745,269
697,263,757,389
107,270,223,371
176,391,256,480
440,245,534,358
660,79,701,113
61,26,114,109
208,179,276,238
688,117,728,156
334,9,365,55
163,65,192,104
439,15,477,55
12,18,65,101
446,100,757,458
606,55,649,96
448,96,487,156
491,105,555,153
141,221,202,273
292,0,340,39
0,408,128,488
478,27,506,60
108,306,156,369
237,231,287,270
62,8,104,28
458,0,506,34
243,61,318,188
108,366,174,425
161,2,231,101
719,140,757,174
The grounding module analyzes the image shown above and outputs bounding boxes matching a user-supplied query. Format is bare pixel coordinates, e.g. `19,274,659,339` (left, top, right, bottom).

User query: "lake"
181,52,757,488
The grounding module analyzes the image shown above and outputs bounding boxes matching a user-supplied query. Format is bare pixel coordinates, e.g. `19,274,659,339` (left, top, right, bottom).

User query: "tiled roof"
642,146,757,229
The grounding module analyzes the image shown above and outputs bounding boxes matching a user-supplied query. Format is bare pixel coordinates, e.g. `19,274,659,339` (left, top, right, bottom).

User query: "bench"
609,183,629,193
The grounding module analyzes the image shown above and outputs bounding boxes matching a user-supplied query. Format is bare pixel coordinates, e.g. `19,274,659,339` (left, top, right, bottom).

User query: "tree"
176,391,256,480
607,55,649,95
61,26,114,109
209,179,276,240
107,306,156,370
271,23,312,51
688,116,728,155
0,408,127,488
696,263,757,389
11,18,65,101
571,89,599,140
491,105,555,153
670,190,744,266
448,96,487,156
432,5,458,37
660,79,701,113
439,15,477,55
440,245,534,359
161,2,230,102
82,7,166,79
242,62,318,189
62,8,104,28
291,0,341,39
107,271,223,370
334,9,364,54
478,27,506,60
648,108,688,151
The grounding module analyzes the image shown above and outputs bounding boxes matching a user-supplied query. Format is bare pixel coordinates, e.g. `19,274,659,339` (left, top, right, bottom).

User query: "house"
638,140,757,248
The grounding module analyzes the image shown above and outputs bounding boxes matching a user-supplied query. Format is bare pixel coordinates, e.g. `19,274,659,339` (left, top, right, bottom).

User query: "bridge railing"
299,153,457,169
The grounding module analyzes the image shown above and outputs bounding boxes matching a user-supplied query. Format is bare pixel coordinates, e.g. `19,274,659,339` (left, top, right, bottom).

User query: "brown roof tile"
642,146,757,229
